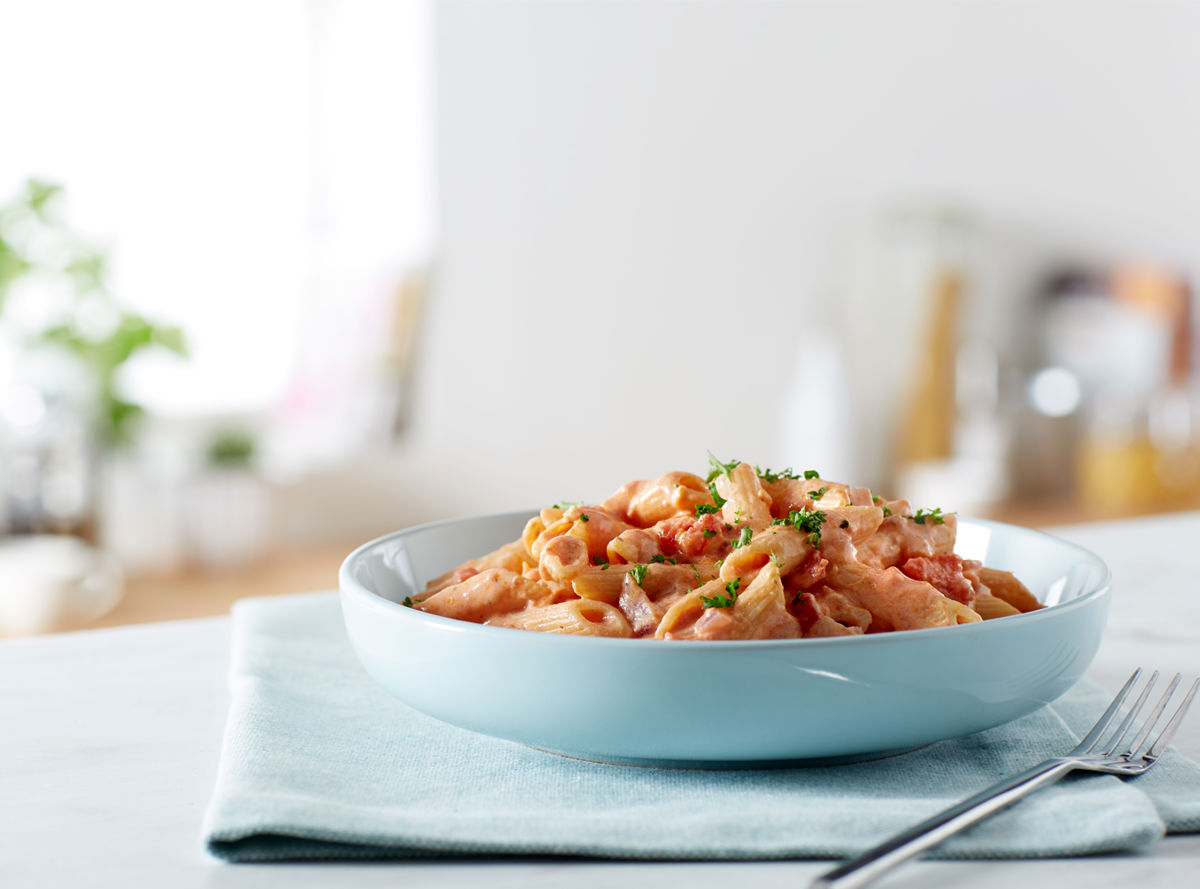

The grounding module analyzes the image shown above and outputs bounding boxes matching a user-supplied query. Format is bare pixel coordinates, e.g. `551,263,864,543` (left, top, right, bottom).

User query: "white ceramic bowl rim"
339,511,1112,653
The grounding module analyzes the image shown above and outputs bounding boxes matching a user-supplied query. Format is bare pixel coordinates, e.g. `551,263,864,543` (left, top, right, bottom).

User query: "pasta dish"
411,456,1040,640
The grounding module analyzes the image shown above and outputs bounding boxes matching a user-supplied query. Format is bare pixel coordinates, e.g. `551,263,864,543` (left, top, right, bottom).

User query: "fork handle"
810,758,1076,889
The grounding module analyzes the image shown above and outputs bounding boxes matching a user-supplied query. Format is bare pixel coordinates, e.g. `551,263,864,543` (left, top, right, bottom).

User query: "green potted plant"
0,178,187,538
181,427,270,570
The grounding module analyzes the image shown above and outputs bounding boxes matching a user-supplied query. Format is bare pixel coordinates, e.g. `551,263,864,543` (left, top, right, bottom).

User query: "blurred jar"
0,376,97,539
866,203,1013,512
1028,264,1196,515
179,429,270,571
1077,386,1200,513
0,355,125,635
0,534,123,636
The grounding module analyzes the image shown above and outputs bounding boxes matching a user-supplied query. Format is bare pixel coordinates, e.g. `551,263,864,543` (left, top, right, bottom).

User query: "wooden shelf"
979,498,1196,530
85,539,359,631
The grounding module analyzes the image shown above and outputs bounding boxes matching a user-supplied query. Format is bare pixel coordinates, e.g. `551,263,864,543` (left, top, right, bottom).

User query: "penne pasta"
424,540,534,594
826,561,961,631
414,457,1039,640
490,599,633,637
713,463,774,531
975,566,1041,613
415,568,546,622
601,471,712,525
570,564,631,605
695,563,800,640
972,590,1022,620
720,524,811,581
606,528,660,565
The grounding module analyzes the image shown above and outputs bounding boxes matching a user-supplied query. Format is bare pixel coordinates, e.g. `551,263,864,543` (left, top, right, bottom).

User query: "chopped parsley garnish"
702,528,717,539
592,554,609,568
911,507,946,525
708,483,728,508
803,469,820,480
769,552,782,568
650,553,677,564
402,596,415,607
578,512,589,522
629,563,649,586
732,526,753,549
808,486,828,500
839,519,850,529
772,508,827,546
755,465,799,482
700,577,741,609
705,452,741,483
882,506,893,517
773,508,826,533
695,503,721,516
872,495,883,505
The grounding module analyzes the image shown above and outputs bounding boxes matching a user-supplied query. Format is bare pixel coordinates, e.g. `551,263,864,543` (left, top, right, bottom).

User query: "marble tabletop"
4,511,1200,888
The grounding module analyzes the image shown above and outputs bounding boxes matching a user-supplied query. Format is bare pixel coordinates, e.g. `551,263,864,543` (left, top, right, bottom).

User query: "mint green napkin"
203,593,1200,862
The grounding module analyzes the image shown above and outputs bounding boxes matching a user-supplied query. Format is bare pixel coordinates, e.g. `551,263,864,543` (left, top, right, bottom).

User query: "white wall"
405,0,1200,516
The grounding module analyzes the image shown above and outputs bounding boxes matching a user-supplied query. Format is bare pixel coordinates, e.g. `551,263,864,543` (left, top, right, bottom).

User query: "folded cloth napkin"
203,593,1200,862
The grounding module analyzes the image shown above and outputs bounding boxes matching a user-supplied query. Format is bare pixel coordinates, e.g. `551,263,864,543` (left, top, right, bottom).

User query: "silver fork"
810,669,1200,889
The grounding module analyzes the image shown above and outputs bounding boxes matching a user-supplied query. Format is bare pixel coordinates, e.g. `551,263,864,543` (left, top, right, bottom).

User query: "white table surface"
4,511,1200,888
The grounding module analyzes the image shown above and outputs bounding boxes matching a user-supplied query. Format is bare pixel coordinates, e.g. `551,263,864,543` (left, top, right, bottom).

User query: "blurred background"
3,0,1199,634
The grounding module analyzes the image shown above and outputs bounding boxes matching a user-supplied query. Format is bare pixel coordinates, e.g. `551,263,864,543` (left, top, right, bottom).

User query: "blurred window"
0,0,432,447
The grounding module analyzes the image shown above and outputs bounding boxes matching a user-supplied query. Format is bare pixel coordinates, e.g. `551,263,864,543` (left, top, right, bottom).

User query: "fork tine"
1072,668,1142,755
1119,674,1180,758
1100,670,1159,756
1146,677,1200,761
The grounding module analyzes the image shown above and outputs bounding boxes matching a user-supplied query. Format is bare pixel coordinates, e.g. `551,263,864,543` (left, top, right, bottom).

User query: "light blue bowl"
339,512,1110,766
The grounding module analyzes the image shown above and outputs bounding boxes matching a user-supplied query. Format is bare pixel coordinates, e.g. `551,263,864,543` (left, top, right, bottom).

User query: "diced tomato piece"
900,554,974,605
792,552,828,589
656,513,735,560
792,592,822,633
